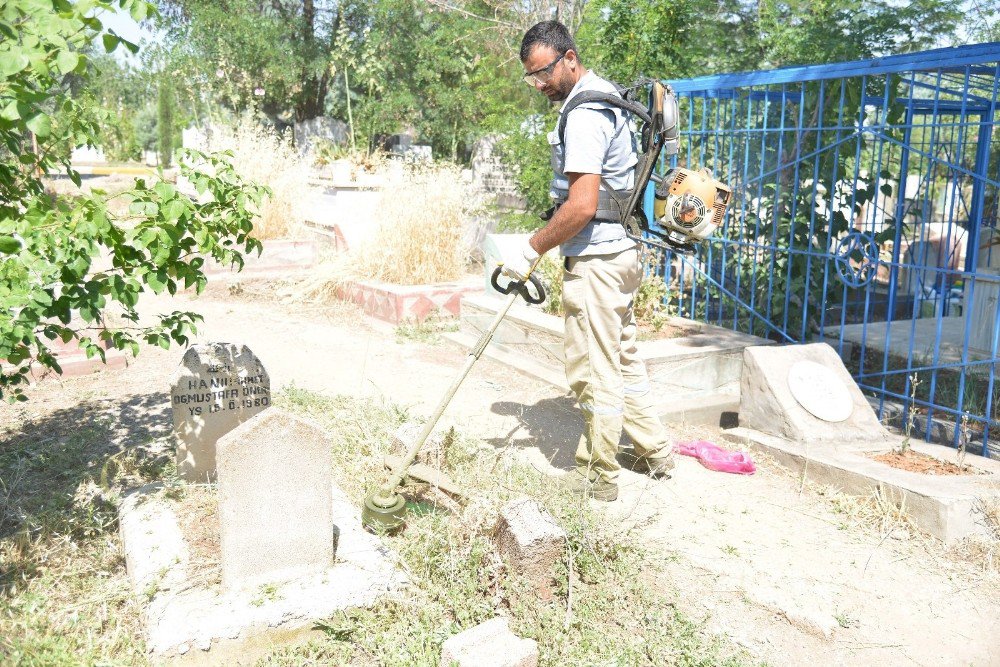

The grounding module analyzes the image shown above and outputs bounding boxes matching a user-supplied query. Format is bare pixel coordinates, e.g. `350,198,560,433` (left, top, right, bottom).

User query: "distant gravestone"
740,343,890,444
171,343,271,482
216,409,334,591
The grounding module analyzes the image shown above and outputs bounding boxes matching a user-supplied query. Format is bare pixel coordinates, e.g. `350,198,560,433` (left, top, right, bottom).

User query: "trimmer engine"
653,167,732,247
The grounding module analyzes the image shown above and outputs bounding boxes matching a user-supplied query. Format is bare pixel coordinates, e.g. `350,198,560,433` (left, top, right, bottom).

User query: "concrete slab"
217,410,333,591
454,294,769,427
119,483,406,665
821,316,984,366
440,617,538,667
740,343,892,445
721,426,1000,542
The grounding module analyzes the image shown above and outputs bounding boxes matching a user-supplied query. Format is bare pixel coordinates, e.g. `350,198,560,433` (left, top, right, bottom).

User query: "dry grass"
170,485,222,590
294,160,484,302
206,119,311,241
354,161,482,285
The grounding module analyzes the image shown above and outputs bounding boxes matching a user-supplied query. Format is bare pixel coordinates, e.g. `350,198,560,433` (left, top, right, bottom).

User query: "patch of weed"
395,318,460,345
276,388,755,666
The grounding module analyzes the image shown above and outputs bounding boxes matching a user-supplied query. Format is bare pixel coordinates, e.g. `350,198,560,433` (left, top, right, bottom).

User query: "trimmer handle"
490,267,546,305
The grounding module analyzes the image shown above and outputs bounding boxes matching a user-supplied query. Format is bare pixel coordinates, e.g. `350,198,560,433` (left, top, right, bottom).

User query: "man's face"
522,45,576,103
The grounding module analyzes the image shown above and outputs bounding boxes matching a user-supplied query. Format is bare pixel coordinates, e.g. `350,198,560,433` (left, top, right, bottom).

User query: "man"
503,20,675,502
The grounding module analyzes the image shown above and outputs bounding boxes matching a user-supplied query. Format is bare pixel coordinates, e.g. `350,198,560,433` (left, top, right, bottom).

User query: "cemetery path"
7,270,998,667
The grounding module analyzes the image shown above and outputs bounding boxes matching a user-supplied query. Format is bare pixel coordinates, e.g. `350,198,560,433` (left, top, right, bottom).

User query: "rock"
493,498,566,598
440,617,538,667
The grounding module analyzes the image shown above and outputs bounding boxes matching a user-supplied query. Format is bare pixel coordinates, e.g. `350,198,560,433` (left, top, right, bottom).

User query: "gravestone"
216,408,334,591
740,343,890,444
293,116,349,157
171,343,271,482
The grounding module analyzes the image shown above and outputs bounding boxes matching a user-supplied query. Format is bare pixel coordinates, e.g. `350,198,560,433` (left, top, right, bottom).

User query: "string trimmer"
361,264,546,533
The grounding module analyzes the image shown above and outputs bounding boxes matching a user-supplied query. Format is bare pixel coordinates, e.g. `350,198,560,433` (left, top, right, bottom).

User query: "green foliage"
578,0,963,81
157,79,174,167
758,0,962,67
0,0,271,400
495,113,555,217
83,53,148,162
157,0,330,122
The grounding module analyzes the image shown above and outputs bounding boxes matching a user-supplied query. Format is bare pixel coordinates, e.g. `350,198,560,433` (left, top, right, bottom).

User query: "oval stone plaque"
786,360,854,422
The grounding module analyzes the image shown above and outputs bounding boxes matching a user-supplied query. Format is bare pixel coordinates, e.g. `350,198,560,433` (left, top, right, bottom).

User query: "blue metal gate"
659,43,1000,456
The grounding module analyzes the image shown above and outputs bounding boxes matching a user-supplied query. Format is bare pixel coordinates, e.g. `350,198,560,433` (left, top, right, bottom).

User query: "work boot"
633,448,676,479
557,468,618,502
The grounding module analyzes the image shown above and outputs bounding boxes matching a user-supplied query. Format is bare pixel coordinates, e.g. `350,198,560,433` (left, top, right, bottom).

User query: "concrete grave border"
337,279,480,325
722,427,1000,542
447,294,772,426
119,483,407,665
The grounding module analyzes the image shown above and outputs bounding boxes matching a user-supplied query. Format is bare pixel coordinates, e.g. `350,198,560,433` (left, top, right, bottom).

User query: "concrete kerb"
721,427,1000,542
446,293,767,427
118,483,406,665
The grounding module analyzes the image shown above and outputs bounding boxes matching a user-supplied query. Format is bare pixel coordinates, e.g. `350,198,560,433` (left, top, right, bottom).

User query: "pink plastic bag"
675,440,756,475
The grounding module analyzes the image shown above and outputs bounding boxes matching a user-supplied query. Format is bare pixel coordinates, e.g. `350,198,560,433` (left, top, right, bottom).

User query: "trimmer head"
361,490,407,534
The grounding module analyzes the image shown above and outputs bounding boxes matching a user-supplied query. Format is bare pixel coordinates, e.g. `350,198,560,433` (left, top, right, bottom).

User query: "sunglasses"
522,53,565,86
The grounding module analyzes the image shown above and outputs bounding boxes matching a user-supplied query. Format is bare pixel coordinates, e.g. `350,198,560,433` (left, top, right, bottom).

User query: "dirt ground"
6,268,1000,667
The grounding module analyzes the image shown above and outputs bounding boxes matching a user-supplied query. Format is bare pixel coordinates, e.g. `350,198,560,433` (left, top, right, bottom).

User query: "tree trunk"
295,0,324,121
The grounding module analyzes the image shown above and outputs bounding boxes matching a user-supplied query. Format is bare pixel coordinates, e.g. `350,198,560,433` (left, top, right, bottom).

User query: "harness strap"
556,90,652,147
552,188,634,222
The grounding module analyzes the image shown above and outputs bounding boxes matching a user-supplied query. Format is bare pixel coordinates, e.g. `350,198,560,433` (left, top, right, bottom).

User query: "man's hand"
501,238,540,282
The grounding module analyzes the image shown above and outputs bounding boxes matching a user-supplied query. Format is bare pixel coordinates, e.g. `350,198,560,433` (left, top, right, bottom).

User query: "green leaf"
163,199,186,222
147,271,166,293
102,33,120,53
0,236,20,254
130,2,149,21
0,51,30,76
25,112,51,138
55,50,80,75
0,101,21,121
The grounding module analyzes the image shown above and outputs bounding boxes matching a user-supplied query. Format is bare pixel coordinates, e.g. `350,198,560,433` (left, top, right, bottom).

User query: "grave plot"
723,342,1000,542
121,348,406,664
296,161,485,325
120,409,406,665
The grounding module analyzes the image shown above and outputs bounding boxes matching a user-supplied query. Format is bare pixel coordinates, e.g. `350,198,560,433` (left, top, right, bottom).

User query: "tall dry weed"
296,160,485,299
356,161,479,284
207,119,310,240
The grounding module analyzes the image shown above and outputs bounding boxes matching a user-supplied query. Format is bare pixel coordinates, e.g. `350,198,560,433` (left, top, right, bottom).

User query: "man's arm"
528,172,600,255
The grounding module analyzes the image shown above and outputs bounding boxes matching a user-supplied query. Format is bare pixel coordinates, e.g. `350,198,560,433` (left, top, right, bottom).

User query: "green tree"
81,53,148,162
0,0,270,400
157,77,174,166
757,0,962,67
156,0,370,123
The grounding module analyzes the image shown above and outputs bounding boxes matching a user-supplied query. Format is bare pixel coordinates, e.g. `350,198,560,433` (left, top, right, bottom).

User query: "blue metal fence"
659,43,1000,457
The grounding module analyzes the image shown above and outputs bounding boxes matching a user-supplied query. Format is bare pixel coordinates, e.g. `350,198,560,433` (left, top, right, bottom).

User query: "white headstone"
217,409,334,592
171,343,271,482
740,343,890,444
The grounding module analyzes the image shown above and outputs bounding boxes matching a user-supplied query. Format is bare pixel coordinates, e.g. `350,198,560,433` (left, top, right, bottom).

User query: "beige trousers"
563,246,669,482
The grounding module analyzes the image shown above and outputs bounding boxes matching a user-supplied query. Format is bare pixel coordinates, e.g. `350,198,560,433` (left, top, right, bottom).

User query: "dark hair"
520,20,577,63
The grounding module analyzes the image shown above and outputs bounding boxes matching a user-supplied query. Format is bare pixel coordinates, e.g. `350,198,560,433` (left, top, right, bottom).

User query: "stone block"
217,409,333,591
440,617,538,667
493,498,565,595
740,342,891,445
171,342,271,482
